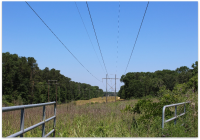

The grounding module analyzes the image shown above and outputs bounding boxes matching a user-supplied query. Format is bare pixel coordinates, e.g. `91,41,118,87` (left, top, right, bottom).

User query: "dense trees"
2,52,104,105
118,61,198,99
2,52,198,104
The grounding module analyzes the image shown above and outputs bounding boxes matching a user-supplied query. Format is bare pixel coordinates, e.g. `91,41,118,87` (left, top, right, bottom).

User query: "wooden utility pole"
106,74,107,102
102,74,119,102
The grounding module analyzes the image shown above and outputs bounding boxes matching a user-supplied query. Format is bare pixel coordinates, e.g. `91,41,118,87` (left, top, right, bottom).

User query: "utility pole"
102,74,108,103
102,74,119,102
106,74,107,103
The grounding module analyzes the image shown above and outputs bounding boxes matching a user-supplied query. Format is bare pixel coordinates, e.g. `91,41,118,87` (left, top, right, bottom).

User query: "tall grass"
2,94,198,137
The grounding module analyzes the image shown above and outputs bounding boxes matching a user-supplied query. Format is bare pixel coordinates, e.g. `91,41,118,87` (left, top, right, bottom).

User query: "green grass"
2,93,198,137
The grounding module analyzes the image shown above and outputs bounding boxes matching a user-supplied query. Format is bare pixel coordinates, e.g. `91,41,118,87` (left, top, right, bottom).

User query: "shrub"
122,97,175,125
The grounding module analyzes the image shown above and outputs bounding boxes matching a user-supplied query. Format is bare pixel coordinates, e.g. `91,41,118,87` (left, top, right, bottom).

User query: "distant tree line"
2,52,198,105
118,61,198,99
2,52,104,105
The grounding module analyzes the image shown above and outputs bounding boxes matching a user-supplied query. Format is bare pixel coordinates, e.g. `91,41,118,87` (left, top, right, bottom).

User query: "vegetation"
2,52,104,105
2,92,197,137
118,61,198,99
2,52,198,137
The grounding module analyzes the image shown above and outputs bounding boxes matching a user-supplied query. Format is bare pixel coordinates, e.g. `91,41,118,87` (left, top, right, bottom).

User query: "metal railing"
162,101,190,129
2,101,56,137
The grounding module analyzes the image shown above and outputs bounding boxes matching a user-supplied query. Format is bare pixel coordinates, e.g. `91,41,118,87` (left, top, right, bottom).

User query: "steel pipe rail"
162,101,190,129
45,129,55,137
2,101,56,112
2,101,56,137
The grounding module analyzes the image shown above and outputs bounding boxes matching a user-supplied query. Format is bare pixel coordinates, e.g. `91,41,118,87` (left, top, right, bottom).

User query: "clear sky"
2,1,198,92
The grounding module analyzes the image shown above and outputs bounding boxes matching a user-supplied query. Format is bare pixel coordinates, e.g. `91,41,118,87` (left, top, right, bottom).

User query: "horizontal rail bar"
2,102,56,112
45,129,55,137
45,116,56,122
7,116,56,138
7,131,23,138
165,113,185,123
164,101,190,108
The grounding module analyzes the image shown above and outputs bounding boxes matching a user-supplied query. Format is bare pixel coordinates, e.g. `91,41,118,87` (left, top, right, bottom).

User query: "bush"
141,95,153,100
122,97,176,125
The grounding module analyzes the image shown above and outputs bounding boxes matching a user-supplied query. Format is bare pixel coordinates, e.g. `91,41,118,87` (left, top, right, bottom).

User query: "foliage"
118,61,197,99
2,52,104,105
122,85,180,125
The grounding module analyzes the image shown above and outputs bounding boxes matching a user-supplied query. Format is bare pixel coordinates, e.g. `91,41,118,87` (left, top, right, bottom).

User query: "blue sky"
2,1,198,92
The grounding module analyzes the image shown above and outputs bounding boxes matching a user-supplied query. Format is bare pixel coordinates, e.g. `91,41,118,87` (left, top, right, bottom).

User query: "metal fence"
162,101,190,129
2,101,56,137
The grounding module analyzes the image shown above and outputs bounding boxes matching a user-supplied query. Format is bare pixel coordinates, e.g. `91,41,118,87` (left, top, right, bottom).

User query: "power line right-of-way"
25,1,150,93
75,2,106,75
25,1,102,82
86,1,109,75
86,1,114,85
124,1,149,75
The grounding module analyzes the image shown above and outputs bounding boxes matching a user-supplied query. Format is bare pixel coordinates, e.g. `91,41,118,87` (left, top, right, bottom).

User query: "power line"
124,1,149,74
25,1,101,82
86,1,108,75
86,2,113,85
75,2,106,74
116,1,120,74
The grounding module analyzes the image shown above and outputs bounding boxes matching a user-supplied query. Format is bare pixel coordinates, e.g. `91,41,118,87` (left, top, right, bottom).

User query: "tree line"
2,52,104,105
2,52,198,105
118,61,198,99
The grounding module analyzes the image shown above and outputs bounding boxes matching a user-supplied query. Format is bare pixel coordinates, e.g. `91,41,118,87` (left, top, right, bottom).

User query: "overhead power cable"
86,1,108,75
25,1,101,82
124,1,149,74
86,1,113,84
75,2,106,74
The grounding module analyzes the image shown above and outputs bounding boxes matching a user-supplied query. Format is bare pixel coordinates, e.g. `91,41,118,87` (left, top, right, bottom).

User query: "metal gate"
2,101,56,137
162,101,190,129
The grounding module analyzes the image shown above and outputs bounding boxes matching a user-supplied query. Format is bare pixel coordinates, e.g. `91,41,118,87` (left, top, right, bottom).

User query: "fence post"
174,106,177,125
184,104,186,113
42,105,46,137
53,103,56,137
182,104,186,126
162,106,165,129
20,108,25,137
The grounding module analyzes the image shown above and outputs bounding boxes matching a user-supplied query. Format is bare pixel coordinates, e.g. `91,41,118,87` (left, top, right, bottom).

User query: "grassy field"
75,96,124,105
2,95,198,137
